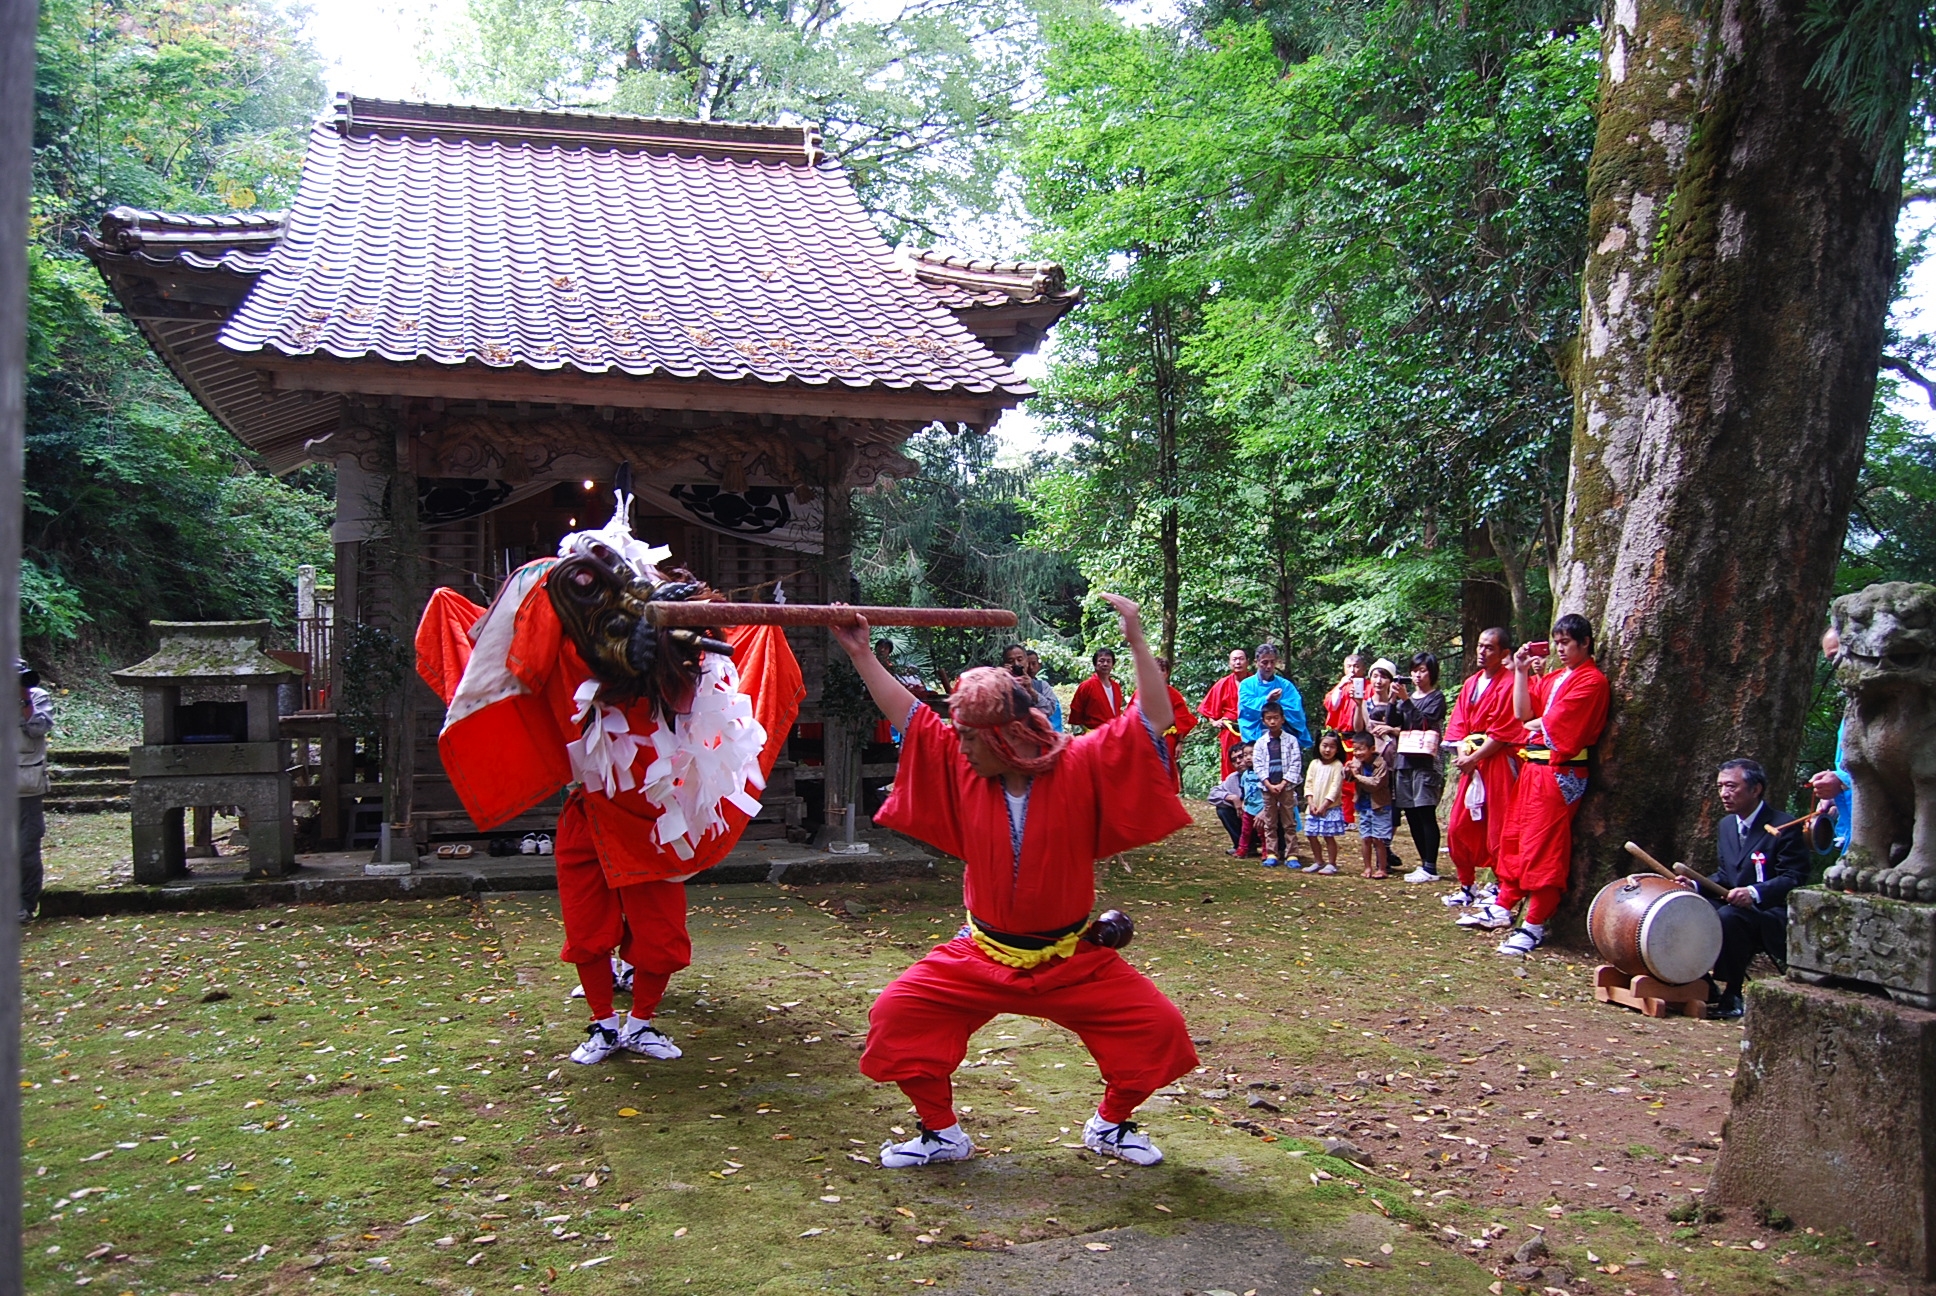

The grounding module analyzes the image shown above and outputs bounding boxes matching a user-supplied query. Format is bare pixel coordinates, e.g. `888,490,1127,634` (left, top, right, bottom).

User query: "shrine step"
45,750,133,813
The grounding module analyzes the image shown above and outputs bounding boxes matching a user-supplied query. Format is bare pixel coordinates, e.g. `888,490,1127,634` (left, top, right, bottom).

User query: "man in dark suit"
1690,759,1810,1020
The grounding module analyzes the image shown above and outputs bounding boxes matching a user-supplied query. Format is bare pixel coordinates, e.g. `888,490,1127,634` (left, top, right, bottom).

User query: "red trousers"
861,937,1198,1128
1446,755,1514,887
556,794,691,1020
1495,764,1583,924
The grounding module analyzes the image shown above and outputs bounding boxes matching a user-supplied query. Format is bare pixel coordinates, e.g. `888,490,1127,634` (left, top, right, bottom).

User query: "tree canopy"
24,0,334,656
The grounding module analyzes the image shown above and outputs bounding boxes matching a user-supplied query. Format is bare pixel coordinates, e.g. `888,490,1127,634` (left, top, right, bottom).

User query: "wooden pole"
645,603,1018,629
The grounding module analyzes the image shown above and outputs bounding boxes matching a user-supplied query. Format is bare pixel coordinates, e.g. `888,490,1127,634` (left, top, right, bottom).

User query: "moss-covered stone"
1717,979,1936,1277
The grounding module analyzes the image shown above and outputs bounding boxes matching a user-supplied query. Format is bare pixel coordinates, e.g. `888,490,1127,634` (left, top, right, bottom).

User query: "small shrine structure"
86,95,1076,854
113,621,299,881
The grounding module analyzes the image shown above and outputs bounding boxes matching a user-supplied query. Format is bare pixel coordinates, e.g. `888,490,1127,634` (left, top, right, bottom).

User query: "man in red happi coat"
1067,648,1127,731
1321,652,1368,823
1442,627,1520,911
1471,614,1610,956
833,595,1197,1169
1154,657,1199,792
1196,647,1251,778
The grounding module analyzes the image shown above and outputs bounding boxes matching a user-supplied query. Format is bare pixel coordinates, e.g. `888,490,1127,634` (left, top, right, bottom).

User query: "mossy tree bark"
1553,0,1901,933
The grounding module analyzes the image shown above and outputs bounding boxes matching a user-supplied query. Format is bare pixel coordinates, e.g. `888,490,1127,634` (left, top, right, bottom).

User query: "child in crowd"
1302,731,1347,873
1207,745,1263,857
1352,728,1395,879
1249,701,1302,867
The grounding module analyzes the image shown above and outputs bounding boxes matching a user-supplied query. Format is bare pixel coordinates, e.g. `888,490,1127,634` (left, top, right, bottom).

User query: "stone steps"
45,749,132,813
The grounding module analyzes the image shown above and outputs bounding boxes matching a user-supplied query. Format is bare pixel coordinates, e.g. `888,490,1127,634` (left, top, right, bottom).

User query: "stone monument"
114,621,300,883
1716,581,1936,1277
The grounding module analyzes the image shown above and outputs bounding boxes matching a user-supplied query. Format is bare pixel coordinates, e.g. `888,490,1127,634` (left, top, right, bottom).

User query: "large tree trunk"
1552,0,1900,936
1150,302,1182,664
1460,526,1513,669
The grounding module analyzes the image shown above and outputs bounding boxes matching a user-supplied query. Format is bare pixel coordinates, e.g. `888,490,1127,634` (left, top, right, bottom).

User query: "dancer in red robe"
833,594,1197,1169
418,486,802,1066
1443,627,1520,912
1196,648,1251,777
1479,614,1610,956
1067,649,1126,731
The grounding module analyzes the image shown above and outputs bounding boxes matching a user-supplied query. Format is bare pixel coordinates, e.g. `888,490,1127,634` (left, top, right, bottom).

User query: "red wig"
949,666,1069,775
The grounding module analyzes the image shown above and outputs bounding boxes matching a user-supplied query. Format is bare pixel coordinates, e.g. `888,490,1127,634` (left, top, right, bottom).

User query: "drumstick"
1622,840,1682,885
1620,840,1725,899
644,603,1018,629
1766,809,1821,834
1671,862,1730,902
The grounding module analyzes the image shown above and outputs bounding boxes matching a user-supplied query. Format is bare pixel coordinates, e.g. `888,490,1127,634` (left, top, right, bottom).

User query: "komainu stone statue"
1824,580,1936,901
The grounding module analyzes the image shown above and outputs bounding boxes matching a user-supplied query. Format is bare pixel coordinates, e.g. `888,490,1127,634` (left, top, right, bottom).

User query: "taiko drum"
1587,873,1722,987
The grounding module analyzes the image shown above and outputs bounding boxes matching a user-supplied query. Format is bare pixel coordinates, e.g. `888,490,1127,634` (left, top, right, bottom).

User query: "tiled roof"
93,208,286,274
905,250,1078,310
214,96,1034,397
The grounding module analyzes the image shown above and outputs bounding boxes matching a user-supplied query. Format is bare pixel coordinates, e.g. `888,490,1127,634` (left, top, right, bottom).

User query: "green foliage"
1019,0,1593,697
443,0,1038,238
852,426,1085,690
335,621,411,740
24,0,333,661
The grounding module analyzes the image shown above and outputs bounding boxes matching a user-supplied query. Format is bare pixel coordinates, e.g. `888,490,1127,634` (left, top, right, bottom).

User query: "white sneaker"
570,1020,622,1065
1497,927,1543,957
1456,903,1513,931
1083,1114,1163,1166
879,1124,974,1168
616,1016,681,1059
1475,882,1499,904
1403,866,1440,884
614,956,635,993
521,833,540,855
1441,886,1476,906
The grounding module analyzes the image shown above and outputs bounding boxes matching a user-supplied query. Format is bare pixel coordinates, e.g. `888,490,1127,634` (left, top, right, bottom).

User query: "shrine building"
85,94,1077,855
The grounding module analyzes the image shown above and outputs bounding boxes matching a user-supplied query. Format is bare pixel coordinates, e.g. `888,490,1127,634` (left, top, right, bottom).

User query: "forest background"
22,0,1936,793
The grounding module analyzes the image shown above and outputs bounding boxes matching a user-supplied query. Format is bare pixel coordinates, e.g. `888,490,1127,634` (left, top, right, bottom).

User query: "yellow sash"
966,914,1083,970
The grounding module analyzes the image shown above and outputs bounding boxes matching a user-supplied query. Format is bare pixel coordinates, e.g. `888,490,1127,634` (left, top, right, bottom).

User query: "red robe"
1499,661,1611,894
1158,684,1198,790
1067,674,1125,731
1322,682,1360,738
416,568,804,886
1443,668,1521,882
1197,673,1245,777
861,705,1198,1120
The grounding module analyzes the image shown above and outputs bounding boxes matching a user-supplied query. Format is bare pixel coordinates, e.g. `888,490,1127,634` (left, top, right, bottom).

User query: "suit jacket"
1713,808,1809,910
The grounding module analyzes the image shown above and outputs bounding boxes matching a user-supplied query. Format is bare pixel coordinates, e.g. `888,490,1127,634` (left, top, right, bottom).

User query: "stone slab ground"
17,806,1925,1294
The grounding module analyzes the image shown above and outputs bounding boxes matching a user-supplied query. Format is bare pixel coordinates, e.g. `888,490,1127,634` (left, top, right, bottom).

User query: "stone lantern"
114,621,300,883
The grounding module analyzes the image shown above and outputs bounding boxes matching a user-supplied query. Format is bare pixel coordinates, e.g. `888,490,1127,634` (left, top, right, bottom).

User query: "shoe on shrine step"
570,1020,622,1065
1083,1114,1163,1166
617,1017,682,1060
879,1124,974,1168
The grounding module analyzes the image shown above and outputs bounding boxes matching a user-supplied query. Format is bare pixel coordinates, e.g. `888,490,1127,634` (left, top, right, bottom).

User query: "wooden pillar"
387,418,422,855
819,440,857,827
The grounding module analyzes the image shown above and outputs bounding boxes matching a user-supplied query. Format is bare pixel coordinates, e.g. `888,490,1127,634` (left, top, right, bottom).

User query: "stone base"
1787,887,1936,1008
1716,979,1936,1277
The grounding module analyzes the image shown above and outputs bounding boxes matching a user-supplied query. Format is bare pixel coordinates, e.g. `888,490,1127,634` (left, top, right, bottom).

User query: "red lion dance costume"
416,484,802,1065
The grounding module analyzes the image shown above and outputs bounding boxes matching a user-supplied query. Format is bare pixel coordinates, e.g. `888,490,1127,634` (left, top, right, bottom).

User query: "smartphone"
1349,678,1364,698
1526,640,1551,657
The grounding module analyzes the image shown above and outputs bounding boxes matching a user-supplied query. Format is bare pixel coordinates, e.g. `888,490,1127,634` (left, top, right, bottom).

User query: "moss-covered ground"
20,807,1916,1295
